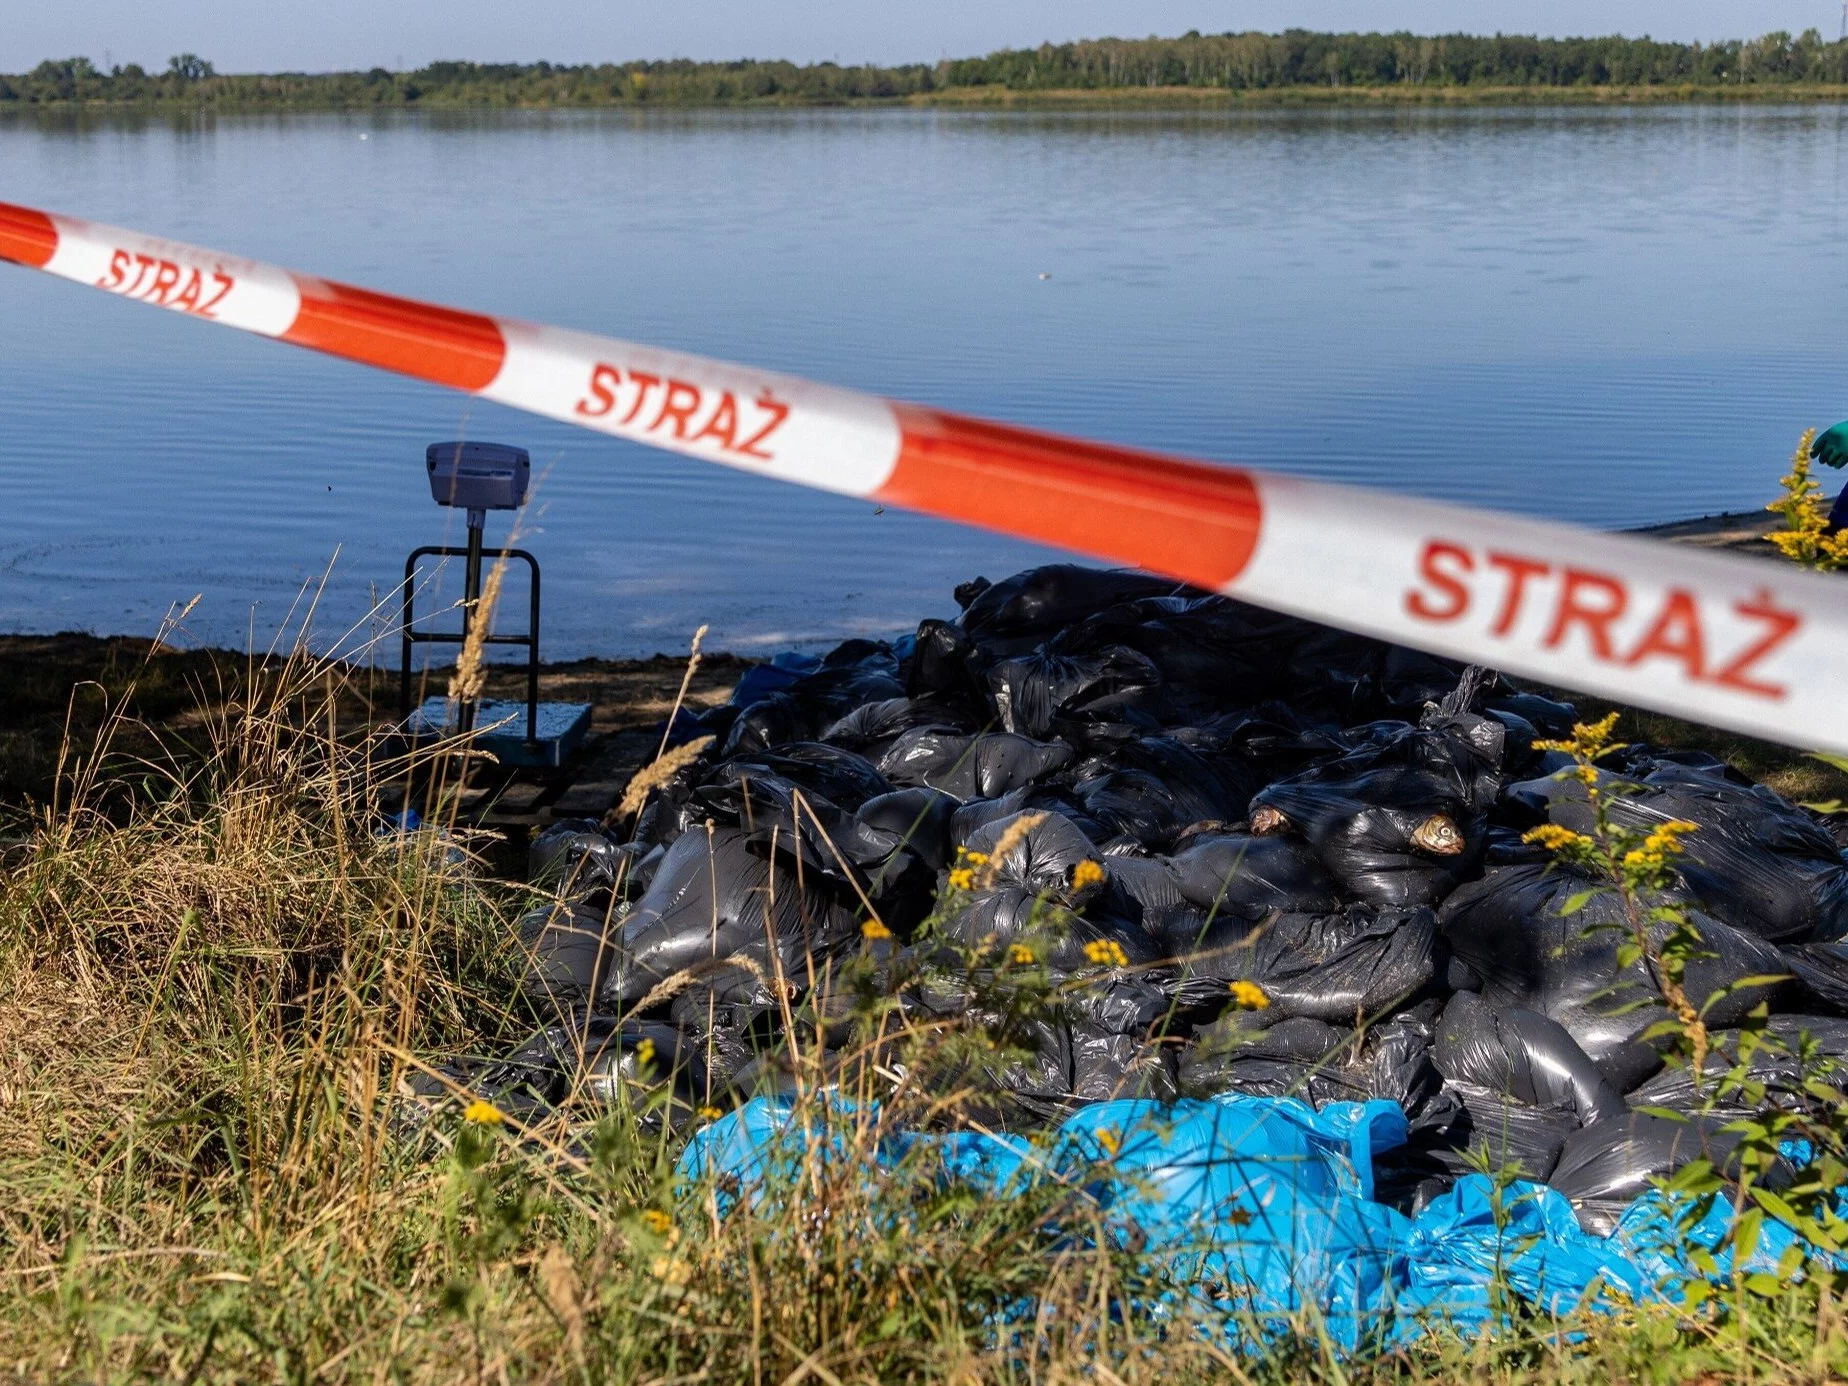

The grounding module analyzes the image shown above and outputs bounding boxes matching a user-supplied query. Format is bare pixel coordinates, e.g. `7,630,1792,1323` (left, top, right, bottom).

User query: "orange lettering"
1486,551,1551,636
690,390,740,450
126,253,156,295
148,259,180,304
735,390,791,461
171,266,204,312
1405,540,1474,622
574,362,621,418
96,248,130,289
619,370,661,426
1543,568,1628,660
1711,588,1802,700
652,378,703,438
197,271,233,318
1624,588,1706,680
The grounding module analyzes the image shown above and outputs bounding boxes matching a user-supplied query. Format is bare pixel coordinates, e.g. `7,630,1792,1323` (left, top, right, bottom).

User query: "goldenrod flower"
462,1099,504,1126
634,1037,656,1068
1623,818,1698,870
1229,980,1270,1010
861,918,893,941
1008,943,1036,966
1083,938,1129,968
1070,858,1105,890
640,1209,673,1235
947,867,975,892
1523,823,1592,852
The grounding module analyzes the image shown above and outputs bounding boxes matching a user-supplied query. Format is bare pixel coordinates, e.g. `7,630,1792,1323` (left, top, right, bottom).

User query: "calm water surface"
2,105,1845,657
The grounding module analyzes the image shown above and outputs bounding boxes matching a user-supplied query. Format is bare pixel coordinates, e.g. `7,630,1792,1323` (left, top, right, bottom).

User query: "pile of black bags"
415,563,1848,1232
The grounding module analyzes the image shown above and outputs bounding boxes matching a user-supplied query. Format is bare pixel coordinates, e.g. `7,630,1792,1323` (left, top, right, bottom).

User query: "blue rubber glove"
1811,420,1848,470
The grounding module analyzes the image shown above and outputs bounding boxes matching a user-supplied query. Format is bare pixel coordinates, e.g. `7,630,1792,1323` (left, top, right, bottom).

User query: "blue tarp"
679,1093,1816,1353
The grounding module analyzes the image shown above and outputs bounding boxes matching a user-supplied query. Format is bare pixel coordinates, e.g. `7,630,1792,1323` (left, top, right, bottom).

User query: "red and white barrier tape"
3,198,1844,754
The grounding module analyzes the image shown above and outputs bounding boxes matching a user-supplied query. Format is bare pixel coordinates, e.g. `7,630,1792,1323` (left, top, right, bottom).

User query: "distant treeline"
7,30,1848,108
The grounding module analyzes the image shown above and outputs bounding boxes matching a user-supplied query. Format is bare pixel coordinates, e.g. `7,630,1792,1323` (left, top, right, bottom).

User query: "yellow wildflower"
1083,938,1129,968
963,850,989,866
1623,819,1698,870
1095,1126,1120,1156
640,1209,673,1236
462,1099,504,1126
1008,943,1036,966
1533,712,1621,758
947,867,975,892
697,1105,724,1121
861,918,893,941
1523,823,1592,853
1229,980,1270,1010
1070,858,1106,890
634,1037,656,1068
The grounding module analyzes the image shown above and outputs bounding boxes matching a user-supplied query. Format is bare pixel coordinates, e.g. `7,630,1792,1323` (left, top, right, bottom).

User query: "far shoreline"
9,84,1848,116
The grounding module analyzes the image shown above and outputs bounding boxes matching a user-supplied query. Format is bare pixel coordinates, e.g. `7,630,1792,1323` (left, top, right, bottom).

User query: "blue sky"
3,2,1826,74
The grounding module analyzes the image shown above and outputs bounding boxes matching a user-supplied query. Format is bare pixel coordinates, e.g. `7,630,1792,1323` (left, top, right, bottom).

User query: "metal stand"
399,507,542,749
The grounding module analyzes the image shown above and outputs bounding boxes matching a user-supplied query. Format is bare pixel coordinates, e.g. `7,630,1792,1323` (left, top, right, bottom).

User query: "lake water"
2,105,1846,659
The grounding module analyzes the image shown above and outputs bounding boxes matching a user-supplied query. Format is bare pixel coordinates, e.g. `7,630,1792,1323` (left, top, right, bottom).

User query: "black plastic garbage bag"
985,645,1162,737
1548,1113,1754,1236
1163,831,1341,925
949,784,1111,850
549,1017,706,1118
528,819,631,898
710,742,892,811
819,695,970,755
1095,855,1206,953
1072,733,1259,851
931,811,1164,969
1071,1023,1178,1103
1508,755,1848,944
721,645,905,755
1779,940,1848,1015
847,787,959,879
958,565,1190,652
1247,723,1493,908
933,883,1164,973
879,729,1073,801
1171,905,1438,1022
1439,863,1793,1074
1379,996,1606,1188
688,769,857,878
1430,1088,1580,1183
959,809,1104,900
1627,1014,1848,1118
1179,1012,1446,1118
599,826,860,1007
1432,992,1626,1124
516,900,619,1012
669,989,764,1097
401,1015,699,1130
906,619,980,698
